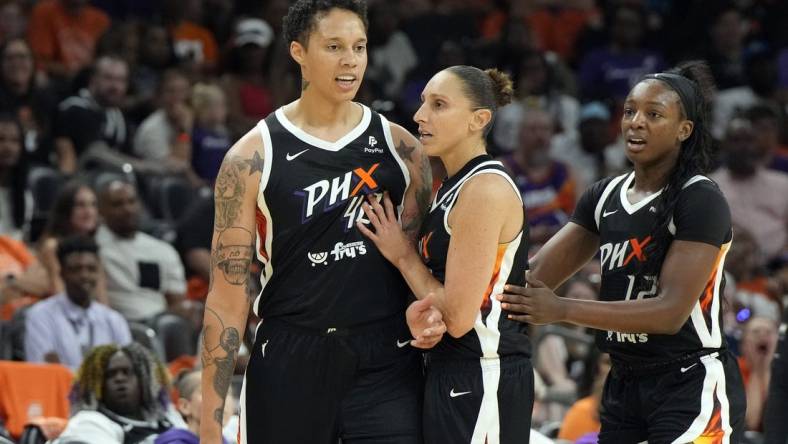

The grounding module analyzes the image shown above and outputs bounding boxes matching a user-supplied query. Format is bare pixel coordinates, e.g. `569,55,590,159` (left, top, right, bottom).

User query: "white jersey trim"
431,160,502,211
442,168,520,236
594,173,629,229
274,103,371,152
619,172,663,215
255,119,275,313
379,114,411,220
470,358,503,443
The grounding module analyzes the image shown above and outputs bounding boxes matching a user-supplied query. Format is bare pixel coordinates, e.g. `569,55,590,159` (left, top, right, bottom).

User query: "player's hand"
406,296,446,349
356,192,414,266
496,273,567,325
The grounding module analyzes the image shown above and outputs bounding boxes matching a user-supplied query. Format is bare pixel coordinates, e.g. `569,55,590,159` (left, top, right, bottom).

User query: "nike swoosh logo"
396,340,410,348
286,149,309,161
449,389,471,398
680,362,698,373
603,209,618,217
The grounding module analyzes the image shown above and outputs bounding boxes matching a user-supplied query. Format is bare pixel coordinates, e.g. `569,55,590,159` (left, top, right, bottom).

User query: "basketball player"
498,61,747,443
198,1,437,442
357,66,533,444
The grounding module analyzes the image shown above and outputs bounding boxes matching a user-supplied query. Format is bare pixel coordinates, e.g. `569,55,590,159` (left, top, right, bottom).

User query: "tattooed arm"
390,123,432,244
199,129,264,442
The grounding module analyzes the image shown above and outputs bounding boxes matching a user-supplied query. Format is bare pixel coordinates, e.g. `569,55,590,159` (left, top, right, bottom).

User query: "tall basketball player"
499,61,747,443
198,1,437,442
358,66,534,444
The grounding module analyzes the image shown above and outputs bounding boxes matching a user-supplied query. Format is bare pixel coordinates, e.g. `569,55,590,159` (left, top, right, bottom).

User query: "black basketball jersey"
571,172,733,364
253,104,411,328
418,155,531,359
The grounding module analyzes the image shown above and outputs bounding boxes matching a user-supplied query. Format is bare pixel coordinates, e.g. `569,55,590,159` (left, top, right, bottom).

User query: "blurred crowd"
0,0,786,443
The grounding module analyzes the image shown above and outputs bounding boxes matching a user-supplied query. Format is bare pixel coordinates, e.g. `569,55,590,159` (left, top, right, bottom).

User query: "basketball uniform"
571,171,746,444
763,307,788,443
419,155,533,444
239,104,422,443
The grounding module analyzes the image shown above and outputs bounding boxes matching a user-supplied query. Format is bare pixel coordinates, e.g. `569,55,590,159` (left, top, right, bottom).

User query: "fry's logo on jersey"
307,241,367,266
606,330,649,343
599,236,652,271
295,163,382,228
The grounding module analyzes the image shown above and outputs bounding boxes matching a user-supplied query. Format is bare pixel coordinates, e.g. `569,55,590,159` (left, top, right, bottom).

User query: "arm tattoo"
244,150,265,176
214,157,246,230
214,227,254,285
402,152,432,241
202,306,241,426
396,139,416,163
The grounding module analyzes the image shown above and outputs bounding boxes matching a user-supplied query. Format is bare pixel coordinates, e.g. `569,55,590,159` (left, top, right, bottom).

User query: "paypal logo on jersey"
295,163,380,222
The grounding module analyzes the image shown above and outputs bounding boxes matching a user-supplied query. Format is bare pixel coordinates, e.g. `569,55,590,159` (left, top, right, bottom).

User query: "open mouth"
626,137,647,151
335,75,357,89
418,129,433,142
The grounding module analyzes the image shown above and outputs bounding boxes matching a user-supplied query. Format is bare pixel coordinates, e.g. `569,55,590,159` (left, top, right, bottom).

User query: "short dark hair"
56,235,99,266
745,103,780,124
283,0,368,46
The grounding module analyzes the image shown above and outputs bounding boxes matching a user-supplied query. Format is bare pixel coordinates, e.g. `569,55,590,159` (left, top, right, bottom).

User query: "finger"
383,192,397,222
506,314,532,323
410,297,433,314
496,293,528,304
367,193,386,217
500,302,532,314
355,221,378,241
524,274,547,289
501,284,528,295
361,202,382,227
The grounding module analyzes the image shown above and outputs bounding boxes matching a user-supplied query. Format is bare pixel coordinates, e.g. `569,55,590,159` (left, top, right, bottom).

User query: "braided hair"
71,343,171,419
637,61,716,284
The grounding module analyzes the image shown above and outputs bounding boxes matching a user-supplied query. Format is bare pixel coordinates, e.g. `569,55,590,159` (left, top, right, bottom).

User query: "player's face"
621,80,693,168
414,70,478,157
296,8,367,103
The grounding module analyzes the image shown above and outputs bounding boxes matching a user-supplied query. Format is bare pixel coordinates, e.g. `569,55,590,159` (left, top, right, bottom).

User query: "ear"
177,397,191,417
290,40,306,68
469,108,493,133
678,120,694,142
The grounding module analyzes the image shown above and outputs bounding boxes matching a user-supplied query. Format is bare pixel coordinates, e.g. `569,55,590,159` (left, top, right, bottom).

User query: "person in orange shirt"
163,0,218,73
26,0,110,79
558,351,610,442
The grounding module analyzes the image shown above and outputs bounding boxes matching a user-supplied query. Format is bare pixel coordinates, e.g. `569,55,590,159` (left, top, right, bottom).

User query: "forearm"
745,375,767,430
199,291,249,439
562,295,687,334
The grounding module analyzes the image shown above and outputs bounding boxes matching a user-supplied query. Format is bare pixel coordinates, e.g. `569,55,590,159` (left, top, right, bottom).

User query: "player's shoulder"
583,172,628,200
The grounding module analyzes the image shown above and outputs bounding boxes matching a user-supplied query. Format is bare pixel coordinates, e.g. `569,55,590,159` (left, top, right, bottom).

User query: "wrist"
395,248,420,272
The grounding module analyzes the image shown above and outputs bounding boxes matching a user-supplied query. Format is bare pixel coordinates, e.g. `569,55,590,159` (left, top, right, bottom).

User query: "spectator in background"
128,23,178,123
578,3,664,106
24,235,131,370
557,350,611,443
763,307,788,443
55,343,176,444
492,50,579,154
0,112,31,239
713,46,781,139
220,18,274,140
154,370,234,444
711,118,788,264
746,104,788,174
26,0,110,81
133,69,200,185
0,1,26,45
499,108,576,246
36,180,104,300
0,38,57,165
53,55,134,175
737,317,779,432
95,179,187,322
365,3,417,101
190,83,230,184
164,0,218,74
704,4,748,90
525,0,598,63
0,235,50,317
724,226,781,323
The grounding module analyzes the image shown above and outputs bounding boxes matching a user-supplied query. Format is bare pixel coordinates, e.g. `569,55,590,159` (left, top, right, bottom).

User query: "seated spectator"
0,38,58,165
128,23,177,123
0,1,26,44
737,317,779,432
24,235,131,369
703,5,748,90
154,370,233,444
0,112,32,239
725,226,782,323
498,108,576,246
557,350,611,442
133,69,200,185
0,235,50,318
53,55,132,175
745,104,788,174
55,343,177,444
95,179,187,322
36,180,104,300
190,83,230,184
220,18,274,140
711,118,788,264
763,307,788,442
163,0,218,74
26,0,110,80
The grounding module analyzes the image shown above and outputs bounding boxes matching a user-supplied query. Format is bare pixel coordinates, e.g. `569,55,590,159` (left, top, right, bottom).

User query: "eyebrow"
323,37,368,44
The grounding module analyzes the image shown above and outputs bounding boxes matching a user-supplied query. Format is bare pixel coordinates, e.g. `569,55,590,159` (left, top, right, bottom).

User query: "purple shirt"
24,293,132,370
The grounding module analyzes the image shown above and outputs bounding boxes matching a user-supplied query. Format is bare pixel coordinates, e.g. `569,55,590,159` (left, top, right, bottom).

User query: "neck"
440,138,487,178
289,90,357,129
632,152,678,193
68,295,91,309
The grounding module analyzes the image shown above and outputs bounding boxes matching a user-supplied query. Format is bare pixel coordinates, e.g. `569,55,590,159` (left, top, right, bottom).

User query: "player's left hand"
356,192,413,266
406,296,446,349
496,273,567,325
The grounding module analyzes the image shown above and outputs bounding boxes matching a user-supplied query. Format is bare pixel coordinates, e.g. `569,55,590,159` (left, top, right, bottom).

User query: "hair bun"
484,68,514,107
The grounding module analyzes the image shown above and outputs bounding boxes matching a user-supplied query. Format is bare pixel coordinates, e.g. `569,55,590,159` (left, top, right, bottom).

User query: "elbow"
446,316,476,339
650,310,686,335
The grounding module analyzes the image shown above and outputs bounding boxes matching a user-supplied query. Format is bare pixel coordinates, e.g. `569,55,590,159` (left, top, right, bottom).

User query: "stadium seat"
128,322,166,362
0,362,72,439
